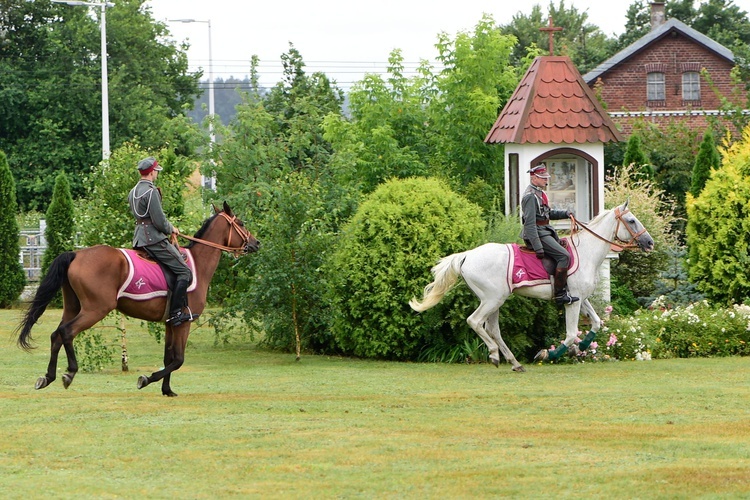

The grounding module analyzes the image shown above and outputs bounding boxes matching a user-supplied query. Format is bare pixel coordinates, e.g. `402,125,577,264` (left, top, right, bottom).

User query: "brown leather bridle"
177,212,255,257
570,207,649,252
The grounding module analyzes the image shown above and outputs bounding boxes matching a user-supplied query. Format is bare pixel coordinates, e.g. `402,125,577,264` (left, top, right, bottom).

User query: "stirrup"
554,291,579,305
166,307,196,327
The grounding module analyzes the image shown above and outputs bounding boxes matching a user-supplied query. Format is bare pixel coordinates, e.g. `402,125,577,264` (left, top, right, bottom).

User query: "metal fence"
20,229,45,282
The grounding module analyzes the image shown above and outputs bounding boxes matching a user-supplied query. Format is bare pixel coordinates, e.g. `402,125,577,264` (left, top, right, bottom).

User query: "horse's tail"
409,252,467,312
16,251,76,351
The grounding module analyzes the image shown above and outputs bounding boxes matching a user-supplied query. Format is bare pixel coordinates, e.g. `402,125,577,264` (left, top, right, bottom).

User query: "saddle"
132,247,189,291
116,248,197,302
508,238,578,291
519,238,569,276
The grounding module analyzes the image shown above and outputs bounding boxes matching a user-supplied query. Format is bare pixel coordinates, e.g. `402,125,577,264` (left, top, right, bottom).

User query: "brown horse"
16,202,259,397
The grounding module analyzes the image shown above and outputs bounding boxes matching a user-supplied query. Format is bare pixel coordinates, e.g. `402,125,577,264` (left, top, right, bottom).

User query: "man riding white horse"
521,162,578,305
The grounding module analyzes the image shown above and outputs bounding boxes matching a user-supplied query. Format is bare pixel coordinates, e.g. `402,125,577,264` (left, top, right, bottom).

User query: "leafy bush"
326,177,485,360
687,129,750,305
604,300,750,360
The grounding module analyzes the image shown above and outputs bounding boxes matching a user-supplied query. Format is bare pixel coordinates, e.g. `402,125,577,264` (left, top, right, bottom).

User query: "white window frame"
647,72,665,101
682,71,700,101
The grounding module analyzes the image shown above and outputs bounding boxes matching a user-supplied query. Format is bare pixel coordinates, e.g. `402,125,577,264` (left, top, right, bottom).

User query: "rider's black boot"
166,279,192,327
554,268,579,305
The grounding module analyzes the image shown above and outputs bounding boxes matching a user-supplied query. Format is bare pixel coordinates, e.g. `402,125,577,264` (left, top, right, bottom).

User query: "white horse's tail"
409,252,467,312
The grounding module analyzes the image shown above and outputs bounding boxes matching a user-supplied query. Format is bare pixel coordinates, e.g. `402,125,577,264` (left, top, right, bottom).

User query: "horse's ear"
223,201,234,216
623,198,630,210
211,203,219,214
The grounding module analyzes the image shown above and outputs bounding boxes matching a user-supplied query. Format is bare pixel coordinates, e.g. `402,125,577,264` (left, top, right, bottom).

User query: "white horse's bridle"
571,207,649,252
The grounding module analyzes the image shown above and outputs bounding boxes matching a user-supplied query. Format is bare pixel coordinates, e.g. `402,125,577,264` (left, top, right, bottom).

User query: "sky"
146,0,750,89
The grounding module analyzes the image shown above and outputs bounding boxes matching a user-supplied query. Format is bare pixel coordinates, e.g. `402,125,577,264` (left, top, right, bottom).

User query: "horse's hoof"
534,349,549,362
35,376,49,390
491,357,500,368
137,375,150,390
162,390,178,397
62,373,74,389
512,365,526,373
568,345,581,357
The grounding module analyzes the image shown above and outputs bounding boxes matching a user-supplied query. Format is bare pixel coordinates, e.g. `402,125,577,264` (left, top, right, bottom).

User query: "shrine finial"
539,16,563,56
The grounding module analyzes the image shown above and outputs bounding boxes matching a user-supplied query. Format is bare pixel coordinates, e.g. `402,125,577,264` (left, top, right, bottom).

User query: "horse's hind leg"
486,310,525,372
36,290,81,390
466,301,504,368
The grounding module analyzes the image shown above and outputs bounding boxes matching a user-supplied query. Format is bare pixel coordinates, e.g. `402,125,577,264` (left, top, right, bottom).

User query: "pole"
50,1,112,162
100,2,110,160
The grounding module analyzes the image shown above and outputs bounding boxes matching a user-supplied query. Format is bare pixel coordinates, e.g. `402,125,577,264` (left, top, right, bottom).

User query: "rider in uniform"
129,157,193,326
521,163,579,305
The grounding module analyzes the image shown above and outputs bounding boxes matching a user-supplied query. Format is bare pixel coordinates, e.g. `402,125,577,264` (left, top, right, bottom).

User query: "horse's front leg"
137,324,186,397
577,299,602,350
535,301,583,361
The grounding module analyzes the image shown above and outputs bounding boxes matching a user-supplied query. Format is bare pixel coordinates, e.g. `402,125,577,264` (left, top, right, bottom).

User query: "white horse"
409,201,654,371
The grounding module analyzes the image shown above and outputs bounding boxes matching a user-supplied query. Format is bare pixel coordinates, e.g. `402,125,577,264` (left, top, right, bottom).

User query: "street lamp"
169,18,214,144
169,18,215,190
51,1,114,162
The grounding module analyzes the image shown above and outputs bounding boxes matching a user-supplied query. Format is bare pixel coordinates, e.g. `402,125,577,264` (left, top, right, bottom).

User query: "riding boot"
166,279,192,327
554,268,579,305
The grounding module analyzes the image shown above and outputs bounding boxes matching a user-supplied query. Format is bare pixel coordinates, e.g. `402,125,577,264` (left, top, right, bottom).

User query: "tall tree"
0,0,201,211
501,1,617,74
687,133,750,304
0,150,25,307
42,171,76,276
691,130,721,197
211,48,354,356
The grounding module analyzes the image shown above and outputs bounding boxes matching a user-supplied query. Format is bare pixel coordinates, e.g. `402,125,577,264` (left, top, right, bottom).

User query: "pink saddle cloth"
117,248,197,301
507,238,579,290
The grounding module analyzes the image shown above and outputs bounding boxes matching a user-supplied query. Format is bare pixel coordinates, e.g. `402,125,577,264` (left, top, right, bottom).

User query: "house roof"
484,56,623,145
583,18,734,84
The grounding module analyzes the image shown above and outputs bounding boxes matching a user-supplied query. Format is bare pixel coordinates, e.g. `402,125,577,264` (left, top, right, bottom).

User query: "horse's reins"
174,212,251,257
569,207,647,252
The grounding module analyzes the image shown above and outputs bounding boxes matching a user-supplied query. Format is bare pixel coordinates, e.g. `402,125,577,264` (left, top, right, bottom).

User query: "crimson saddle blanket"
507,238,579,290
116,248,198,301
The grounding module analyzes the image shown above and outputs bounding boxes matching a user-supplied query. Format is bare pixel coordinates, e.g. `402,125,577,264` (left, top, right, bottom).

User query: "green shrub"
0,150,25,307
42,171,76,278
326,177,485,360
604,300,750,359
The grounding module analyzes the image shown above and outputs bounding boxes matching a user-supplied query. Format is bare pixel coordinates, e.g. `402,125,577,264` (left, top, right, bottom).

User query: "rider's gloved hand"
536,250,545,259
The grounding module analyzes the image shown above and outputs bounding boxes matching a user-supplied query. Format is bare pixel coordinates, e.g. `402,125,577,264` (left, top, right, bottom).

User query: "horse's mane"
186,213,220,248
586,208,612,226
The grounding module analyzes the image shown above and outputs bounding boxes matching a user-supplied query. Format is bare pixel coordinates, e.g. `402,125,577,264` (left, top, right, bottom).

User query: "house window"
508,153,519,214
647,72,665,101
682,71,700,101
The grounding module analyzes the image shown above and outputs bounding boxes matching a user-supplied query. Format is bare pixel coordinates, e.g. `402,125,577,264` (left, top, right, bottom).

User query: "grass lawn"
1,308,749,498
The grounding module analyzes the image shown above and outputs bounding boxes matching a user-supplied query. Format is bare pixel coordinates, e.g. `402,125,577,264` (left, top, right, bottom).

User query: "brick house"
583,2,739,136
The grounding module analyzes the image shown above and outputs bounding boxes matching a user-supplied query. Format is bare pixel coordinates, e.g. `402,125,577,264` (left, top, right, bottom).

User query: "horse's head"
613,201,655,252
214,202,261,256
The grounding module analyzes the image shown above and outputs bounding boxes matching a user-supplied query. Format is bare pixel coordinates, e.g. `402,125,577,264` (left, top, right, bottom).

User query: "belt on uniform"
135,218,152,225
536,219,550,226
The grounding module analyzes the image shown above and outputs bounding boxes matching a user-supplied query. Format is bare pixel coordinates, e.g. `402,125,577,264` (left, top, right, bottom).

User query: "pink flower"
605,305,613,314
590,341,599,350
606,333,618,347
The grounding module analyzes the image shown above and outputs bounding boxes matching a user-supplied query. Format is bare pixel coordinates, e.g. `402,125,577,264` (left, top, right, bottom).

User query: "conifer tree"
0,150,26,307
623,133,654,181
690,131,720,197
42,171,76,275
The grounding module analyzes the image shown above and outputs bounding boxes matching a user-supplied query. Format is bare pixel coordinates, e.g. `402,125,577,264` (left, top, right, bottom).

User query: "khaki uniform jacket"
520,184,569,253
128,179,173,248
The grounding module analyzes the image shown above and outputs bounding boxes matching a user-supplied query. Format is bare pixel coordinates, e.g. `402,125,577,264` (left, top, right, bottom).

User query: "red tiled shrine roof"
484,56,623,145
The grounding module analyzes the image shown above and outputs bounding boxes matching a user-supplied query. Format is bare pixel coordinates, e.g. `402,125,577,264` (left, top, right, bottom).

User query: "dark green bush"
0,150,25,307
326,177,485,360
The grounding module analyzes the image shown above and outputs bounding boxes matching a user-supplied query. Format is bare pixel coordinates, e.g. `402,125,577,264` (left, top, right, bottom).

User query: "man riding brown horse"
128,157,193,326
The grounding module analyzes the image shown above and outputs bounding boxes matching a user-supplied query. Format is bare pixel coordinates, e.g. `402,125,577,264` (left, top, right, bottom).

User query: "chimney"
651,2,666,31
